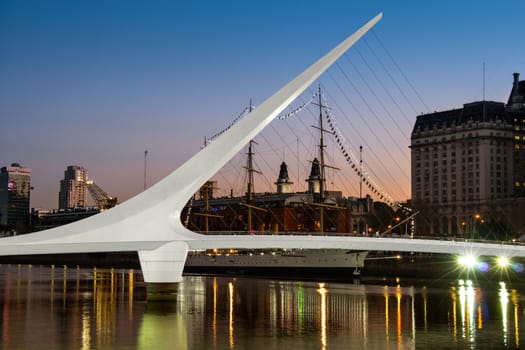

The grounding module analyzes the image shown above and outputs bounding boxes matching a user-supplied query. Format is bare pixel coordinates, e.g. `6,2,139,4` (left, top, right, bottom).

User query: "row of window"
414,189,509,203
413,131,510,144
414,148,509,161
415,174,506,185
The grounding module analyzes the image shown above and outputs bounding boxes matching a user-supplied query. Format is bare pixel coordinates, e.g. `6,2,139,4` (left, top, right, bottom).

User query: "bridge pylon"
0,13,383,293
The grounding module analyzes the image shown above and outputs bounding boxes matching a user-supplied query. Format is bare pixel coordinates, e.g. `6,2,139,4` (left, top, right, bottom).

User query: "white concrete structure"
1,13,524,285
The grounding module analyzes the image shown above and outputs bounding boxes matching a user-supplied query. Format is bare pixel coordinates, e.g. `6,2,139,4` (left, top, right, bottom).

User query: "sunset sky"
2,0,525,210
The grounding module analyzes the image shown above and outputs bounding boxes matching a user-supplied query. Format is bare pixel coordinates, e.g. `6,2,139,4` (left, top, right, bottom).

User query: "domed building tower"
307,158,322,194
275,161,293,194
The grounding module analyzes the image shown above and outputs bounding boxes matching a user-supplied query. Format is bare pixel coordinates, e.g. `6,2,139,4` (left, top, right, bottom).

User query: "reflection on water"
450,280,519,349
1,264,524,349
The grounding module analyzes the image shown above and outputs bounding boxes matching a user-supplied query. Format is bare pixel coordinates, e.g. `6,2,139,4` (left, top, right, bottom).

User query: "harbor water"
0,264,523,349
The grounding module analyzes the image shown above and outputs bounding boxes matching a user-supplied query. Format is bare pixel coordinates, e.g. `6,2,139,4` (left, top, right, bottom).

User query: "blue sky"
1,0,525,209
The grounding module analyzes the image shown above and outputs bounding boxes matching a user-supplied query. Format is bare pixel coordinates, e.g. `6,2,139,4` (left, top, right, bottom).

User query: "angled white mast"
0,13,383,284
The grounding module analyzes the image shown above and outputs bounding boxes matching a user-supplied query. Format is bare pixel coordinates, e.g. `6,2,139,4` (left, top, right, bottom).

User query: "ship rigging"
182,86,413,237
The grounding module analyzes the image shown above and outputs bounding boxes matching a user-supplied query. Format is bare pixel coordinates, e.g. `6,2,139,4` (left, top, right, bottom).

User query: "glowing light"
497,256,510,268
458,255,477,268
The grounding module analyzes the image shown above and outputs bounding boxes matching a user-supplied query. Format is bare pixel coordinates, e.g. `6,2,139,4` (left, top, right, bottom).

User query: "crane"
85,180,117,210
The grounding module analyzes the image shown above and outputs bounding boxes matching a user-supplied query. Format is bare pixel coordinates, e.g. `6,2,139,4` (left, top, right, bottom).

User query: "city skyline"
2,1,525,210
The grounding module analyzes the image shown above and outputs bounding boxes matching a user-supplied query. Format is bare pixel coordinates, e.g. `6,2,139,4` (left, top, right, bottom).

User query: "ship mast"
311,84,338,233
246,139,255,230
244,100,262,232
189,139,222,233
318,86,326,232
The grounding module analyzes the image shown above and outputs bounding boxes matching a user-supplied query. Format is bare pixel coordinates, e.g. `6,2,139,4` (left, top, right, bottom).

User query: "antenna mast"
483,62,486,101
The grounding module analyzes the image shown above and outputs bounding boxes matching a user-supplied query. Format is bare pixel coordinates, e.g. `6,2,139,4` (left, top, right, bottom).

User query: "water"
0,264,523,349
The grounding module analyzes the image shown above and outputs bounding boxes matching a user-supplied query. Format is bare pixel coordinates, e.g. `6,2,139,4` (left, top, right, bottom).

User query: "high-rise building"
0,163,31,232
507,73,525,196
410,73,525,238
58,165,88,209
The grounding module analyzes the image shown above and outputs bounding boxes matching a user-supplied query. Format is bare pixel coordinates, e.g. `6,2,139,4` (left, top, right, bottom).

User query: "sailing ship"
183,88,382,278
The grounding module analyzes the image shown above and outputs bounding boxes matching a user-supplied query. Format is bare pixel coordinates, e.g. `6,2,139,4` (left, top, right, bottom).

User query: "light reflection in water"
213,277,217,347
298,283,303,331
457,280,477,343
384,286,389,340
453,279,523,348
2,267,11,346
229,281,234,349
0,265,524,349
511,289,520,347
50,264,55,310
128,270,134,318
0,264,143,349
410,286,415,342
396,286,402,346
62,265,67,311
137,303,187,349
500,281,509,346
317,283,328,350
82,307,91,350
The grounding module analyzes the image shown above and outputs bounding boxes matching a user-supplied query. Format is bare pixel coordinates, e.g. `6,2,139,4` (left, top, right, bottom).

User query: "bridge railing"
194,230,525,247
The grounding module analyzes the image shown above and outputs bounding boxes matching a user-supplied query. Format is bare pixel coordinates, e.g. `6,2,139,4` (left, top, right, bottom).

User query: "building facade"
58,165,88,210
0,163,31,233
411,73,525,238
508,73,525,196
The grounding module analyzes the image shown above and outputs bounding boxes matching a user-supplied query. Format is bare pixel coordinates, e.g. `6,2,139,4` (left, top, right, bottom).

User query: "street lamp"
473,213,482,237
497,256,510,268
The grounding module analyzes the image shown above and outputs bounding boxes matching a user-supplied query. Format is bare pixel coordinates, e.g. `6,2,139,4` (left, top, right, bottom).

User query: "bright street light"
497,256,510,268
458,255,477,268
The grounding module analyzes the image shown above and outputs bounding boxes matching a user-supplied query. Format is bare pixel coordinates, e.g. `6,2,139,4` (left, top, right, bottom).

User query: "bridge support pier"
138,241,188,300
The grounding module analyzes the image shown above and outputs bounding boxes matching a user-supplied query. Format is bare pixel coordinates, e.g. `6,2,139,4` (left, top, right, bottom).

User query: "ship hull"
184,249,367,279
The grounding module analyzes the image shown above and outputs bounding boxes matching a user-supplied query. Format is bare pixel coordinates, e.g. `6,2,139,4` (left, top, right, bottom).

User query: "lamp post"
473,213,482,237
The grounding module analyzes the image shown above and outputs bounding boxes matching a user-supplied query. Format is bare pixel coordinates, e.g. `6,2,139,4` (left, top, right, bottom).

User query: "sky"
1,0,525,210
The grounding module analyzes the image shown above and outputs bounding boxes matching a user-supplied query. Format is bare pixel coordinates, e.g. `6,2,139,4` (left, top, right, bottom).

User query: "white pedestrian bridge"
2,13,525,286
